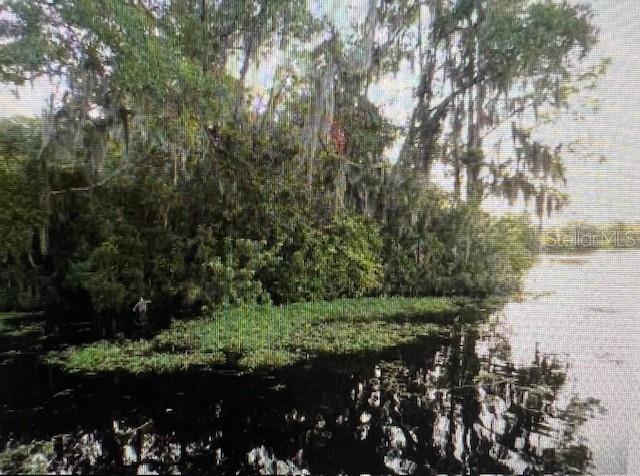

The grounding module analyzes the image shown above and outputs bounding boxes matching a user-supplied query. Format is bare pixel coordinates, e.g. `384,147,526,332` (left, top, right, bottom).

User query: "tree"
393,0,603,213
0,118,47,309
0,0,602,319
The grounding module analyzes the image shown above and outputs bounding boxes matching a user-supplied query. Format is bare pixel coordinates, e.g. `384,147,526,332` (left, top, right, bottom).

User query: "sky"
532,0,640,225
1,0,639,226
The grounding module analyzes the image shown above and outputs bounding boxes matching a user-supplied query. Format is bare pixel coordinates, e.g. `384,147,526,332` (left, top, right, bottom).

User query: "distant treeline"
541,223,640,251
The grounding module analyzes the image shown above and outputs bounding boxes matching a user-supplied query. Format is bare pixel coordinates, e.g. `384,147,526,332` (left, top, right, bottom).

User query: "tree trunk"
234,19,259,122
465,1,485,205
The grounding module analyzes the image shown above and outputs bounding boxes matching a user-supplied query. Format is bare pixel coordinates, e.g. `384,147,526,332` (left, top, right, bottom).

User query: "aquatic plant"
47,297,460,373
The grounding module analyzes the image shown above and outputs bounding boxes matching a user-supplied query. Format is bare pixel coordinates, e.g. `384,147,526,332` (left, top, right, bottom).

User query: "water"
1,251,638,474
495,251,640,474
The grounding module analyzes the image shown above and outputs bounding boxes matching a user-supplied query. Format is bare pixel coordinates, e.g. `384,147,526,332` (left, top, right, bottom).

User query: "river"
494,251,640,474
0,251,638,474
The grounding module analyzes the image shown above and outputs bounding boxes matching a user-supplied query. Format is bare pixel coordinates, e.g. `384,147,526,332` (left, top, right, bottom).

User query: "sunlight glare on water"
492,251,640,474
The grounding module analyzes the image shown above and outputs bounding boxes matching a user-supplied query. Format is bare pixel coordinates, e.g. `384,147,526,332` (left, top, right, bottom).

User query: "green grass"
47,297,463,374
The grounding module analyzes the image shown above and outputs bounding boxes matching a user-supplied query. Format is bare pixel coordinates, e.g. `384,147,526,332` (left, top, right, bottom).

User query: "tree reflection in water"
1,316,602,475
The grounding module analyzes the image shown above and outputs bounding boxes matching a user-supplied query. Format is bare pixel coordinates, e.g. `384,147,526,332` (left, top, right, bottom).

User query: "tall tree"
393,0,603,213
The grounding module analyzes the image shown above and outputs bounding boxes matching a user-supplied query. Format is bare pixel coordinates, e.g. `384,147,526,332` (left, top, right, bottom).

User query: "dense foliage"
0,0,599,330
382,184,537,297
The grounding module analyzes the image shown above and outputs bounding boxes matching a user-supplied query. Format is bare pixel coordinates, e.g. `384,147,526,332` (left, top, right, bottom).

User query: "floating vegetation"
47,297,462,374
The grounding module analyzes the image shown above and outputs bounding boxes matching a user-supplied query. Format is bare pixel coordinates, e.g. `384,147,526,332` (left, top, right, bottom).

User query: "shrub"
273,213,383,302
184,227,275,308
383,199,538,297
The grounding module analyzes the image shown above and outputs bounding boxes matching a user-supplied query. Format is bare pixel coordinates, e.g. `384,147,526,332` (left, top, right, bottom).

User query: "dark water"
1,251,637,475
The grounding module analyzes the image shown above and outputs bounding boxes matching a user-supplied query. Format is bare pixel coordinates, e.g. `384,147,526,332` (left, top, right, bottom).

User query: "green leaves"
274,213,383,302
187,229,274,308
0,0,554,320
382,182,538,297
478,0,597,89
0,118,47,262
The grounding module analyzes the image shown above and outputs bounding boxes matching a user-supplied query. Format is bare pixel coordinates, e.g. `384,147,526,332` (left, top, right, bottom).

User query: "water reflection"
0,316,601,475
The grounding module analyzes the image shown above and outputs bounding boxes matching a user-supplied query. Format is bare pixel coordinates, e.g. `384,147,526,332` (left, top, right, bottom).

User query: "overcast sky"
1,0,638,225
539,0,640,225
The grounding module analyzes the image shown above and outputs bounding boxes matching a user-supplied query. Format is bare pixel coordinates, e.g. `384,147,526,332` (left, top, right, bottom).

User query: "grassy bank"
47,297,468,374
